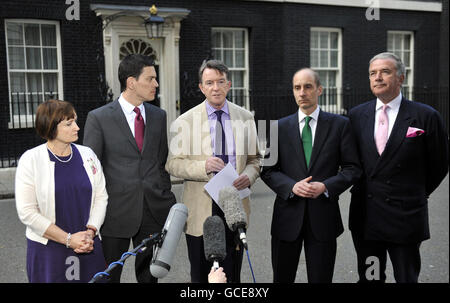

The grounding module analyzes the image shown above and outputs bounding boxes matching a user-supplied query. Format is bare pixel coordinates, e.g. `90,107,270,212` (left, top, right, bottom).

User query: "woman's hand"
70,231,94,254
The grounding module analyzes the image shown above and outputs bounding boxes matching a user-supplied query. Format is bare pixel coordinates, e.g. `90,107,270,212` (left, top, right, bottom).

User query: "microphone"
218,186,248,250
150,203,188,279
203,215,227,270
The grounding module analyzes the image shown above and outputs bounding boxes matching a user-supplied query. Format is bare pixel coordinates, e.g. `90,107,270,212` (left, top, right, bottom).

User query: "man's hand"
292,176,326,199
205,157,225,174
233,174,250,190
208,267,227,283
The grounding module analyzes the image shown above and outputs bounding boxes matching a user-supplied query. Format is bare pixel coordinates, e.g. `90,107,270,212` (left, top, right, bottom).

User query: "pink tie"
375,104,389,155
133,107,145,152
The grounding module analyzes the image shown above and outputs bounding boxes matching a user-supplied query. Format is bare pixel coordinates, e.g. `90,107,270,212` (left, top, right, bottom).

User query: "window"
211,28,249,110
387,31,414,99
310,28,342,113
5,20,63,128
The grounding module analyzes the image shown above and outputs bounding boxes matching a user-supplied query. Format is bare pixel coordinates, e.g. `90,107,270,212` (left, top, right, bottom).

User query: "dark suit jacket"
83,99,176,238
348,98,448,244
261,110,361,242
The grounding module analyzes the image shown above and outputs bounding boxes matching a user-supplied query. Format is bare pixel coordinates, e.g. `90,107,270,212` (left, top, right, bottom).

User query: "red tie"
133,107,145,152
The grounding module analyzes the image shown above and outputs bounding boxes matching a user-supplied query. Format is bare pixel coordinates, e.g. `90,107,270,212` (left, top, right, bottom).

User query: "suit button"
386,180,391,185
367,194,373,199
385,198,390,203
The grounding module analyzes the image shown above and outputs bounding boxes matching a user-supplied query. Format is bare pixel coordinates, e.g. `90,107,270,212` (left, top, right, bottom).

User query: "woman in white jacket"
15,99,108,282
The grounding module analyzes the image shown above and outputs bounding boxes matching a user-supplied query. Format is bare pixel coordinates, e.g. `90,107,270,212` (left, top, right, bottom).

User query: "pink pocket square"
406,127,425,137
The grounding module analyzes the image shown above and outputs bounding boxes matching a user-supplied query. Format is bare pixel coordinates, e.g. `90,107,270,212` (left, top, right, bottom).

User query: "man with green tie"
261,68,361,283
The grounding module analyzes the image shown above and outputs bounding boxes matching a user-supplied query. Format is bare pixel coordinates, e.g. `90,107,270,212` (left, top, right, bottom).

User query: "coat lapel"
111,100,140,153
286,113,308,174
372,98,412,174
362,100,379,160
142,102,155,154
200,101,213,158
228,102,241,172
308,110,330,172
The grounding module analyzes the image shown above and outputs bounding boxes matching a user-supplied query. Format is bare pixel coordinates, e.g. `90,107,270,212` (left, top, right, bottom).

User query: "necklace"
47,144,73,163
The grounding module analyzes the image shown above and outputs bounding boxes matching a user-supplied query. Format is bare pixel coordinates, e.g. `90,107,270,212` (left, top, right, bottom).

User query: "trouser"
101,202,161,283
272,208,337,283
185,200,244,283
351,231,421,283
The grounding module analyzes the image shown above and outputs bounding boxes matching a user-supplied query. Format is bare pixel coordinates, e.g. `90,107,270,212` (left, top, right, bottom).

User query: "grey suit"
83,99,176,282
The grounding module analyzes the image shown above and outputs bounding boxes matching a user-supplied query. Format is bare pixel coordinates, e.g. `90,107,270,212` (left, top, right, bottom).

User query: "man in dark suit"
261,68,361,283
348,52,448,283
83,54,176,283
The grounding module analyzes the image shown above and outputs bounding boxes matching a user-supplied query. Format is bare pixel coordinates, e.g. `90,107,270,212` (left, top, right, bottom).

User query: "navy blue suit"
348,98,448,282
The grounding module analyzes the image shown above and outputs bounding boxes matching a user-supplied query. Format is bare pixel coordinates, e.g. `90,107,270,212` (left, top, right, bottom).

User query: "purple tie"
375,104,389,155
133,107,145,152
214,110,228,164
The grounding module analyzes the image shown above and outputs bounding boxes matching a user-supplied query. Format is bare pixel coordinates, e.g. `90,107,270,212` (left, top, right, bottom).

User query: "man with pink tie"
348,52,448,283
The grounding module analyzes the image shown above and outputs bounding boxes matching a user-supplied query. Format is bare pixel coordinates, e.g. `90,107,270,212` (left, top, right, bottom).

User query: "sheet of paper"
204,163,251,210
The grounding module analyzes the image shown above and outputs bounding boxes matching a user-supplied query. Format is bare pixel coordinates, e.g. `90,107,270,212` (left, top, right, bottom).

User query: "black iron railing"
1,87,448,168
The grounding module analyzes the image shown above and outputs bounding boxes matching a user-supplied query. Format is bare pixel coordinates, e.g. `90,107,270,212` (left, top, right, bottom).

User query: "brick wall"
0,0,446,163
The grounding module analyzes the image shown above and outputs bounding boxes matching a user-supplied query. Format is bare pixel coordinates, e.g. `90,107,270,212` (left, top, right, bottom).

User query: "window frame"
387,30,414,100
5,19,64,129
310,27,343,113
211,27,250,110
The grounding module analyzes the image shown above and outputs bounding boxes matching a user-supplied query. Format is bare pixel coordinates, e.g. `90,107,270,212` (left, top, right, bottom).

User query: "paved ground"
0,175,448,283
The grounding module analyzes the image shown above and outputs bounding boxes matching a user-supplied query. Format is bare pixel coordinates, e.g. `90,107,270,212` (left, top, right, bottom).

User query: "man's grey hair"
198,59,229,83
369,52,406,77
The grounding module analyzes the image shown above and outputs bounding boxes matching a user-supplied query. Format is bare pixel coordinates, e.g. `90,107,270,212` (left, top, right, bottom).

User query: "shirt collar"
119,93,145,114
298,105,320,124
206,99,230,117
376,92,402,111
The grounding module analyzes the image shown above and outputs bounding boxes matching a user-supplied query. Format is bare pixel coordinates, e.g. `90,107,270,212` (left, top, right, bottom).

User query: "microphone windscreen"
203,216,226,262
150,203,188,279
218,186,247,231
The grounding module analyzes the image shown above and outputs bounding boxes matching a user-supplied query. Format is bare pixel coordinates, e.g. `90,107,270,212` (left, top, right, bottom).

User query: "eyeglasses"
202,79,229,88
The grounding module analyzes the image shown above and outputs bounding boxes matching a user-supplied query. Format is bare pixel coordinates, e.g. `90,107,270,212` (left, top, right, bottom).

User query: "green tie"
302,116,312,167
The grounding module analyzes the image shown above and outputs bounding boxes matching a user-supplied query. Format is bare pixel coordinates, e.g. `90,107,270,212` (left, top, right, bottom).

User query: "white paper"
204,163,251,209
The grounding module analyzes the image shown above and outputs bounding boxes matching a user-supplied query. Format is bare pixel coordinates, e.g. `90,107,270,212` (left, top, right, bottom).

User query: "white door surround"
90,4,190,127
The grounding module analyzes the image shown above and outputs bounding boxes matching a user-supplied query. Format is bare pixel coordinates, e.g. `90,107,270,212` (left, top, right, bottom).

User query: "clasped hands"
205,157,250,190
292,176,326,199
69,228,96,254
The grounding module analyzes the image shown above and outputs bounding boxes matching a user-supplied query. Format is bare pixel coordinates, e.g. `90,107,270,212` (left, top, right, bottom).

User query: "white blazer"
15,143,108,245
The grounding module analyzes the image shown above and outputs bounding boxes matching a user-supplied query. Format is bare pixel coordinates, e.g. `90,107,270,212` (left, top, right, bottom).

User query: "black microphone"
218,186,248,250
203,215,227,270
150,203,188,279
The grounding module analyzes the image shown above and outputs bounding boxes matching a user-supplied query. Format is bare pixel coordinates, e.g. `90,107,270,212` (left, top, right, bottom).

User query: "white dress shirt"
118,94,146,138
374,92,403,139
298,105,321,146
